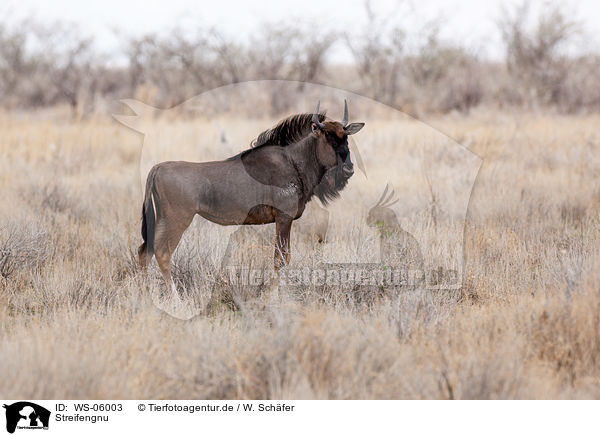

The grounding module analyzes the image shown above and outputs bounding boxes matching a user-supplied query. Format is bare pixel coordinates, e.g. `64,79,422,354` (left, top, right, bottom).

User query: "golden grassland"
1,107,600,399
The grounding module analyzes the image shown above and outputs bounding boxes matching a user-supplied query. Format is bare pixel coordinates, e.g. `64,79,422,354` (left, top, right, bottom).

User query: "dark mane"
252,112,326,148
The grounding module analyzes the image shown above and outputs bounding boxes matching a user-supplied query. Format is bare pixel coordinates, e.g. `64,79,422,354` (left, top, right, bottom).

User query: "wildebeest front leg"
274,214,293,270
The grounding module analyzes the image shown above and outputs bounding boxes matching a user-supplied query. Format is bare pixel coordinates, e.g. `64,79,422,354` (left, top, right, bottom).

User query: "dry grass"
1,107,600,399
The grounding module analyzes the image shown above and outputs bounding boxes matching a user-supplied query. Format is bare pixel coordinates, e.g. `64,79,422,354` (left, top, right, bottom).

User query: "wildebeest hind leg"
138,242,150,270
154,213,194,296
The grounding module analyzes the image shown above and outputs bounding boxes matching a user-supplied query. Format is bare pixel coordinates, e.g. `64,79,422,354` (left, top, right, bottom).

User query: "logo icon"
3,402,50,434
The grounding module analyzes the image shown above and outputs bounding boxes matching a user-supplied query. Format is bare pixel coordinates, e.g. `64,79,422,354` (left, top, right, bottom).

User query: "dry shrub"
528,288,600,386
0,220,51,280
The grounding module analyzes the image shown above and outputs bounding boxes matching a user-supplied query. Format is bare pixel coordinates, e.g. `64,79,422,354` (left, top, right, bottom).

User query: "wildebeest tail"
141,166,159,254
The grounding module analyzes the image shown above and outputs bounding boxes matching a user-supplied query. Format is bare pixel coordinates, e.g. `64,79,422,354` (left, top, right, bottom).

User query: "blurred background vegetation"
0,0,598,117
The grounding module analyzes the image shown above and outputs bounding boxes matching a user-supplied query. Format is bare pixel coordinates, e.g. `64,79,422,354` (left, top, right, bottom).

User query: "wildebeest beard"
314,155,354,206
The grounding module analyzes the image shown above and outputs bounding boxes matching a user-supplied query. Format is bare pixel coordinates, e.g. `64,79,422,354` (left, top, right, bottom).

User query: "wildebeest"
138,101,364,293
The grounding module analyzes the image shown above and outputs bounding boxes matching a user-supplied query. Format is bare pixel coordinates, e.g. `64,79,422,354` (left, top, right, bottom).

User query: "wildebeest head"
312,100,365,204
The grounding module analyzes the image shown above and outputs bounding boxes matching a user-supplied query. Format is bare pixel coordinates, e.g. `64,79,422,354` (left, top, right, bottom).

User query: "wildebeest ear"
311,123,321,133
344,123,365,135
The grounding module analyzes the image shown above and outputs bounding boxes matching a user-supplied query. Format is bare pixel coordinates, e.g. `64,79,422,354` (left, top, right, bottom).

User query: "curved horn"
312,101,325,128
341,99,349,127
374,184,390,208
381,188,395,206
383,198,399,208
